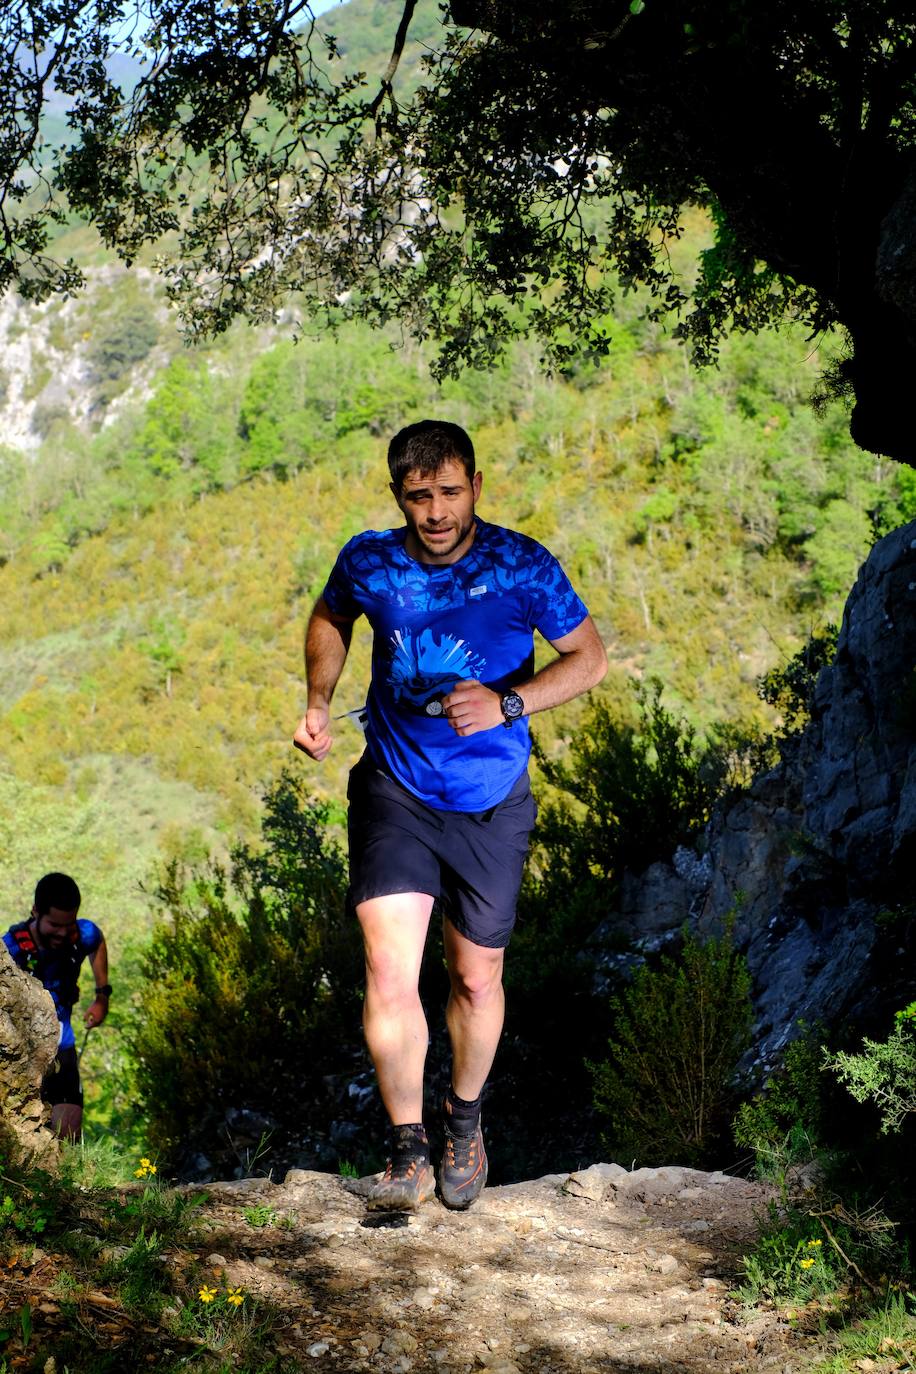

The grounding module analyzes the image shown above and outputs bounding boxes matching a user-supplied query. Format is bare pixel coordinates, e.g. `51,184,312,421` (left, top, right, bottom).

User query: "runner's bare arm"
84,936,110,1027
293,597,357,761
442,615,607,737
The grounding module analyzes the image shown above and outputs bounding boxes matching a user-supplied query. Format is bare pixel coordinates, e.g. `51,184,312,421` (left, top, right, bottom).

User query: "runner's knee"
448,955,504,1006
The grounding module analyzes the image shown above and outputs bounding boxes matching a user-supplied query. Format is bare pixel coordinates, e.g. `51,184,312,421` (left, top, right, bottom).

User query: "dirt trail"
192,1163,811,1373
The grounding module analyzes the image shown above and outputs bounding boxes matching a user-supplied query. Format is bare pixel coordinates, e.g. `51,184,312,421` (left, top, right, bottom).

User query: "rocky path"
190,1163,808,1373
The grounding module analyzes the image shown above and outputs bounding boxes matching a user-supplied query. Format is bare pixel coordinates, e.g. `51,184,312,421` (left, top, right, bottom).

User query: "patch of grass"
816,1291,916,1372
241,1205,278,1229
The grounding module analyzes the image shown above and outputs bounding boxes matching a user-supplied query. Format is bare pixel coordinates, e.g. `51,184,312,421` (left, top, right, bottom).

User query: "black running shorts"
42,1045,83,1107
347,752,537,949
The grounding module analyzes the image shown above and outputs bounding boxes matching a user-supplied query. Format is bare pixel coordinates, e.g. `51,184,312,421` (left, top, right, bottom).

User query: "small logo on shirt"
469,584,488,597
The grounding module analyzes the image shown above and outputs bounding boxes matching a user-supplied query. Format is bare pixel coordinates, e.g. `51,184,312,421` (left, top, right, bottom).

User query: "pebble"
307,1342,329,1357
382,1331,419,1356
411,1287,436,1309
361,1333,382,1353
206,1253,227,1266
253,1256,275,1269
650,1254,680,1274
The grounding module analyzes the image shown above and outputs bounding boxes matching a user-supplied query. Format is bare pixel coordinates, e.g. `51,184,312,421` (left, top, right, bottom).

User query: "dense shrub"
588,920,753,1167
514,682,733,982
732,1024,827,1180
826,1005,916,1136
126,772,363,1164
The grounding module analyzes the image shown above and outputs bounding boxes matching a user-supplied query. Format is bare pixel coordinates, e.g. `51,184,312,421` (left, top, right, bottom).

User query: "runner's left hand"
441,680,503,736
84,999,108,1028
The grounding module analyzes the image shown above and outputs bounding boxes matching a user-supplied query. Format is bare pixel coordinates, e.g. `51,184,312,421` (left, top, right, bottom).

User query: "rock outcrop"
0,955,60,1167
187,1163,798,1373
598,518,916,1071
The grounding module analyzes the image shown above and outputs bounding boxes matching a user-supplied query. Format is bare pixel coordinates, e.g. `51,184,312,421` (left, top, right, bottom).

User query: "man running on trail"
293,420,606,1211
3,872,111,1141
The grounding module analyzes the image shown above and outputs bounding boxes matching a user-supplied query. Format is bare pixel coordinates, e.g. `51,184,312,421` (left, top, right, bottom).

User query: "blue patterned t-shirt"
322,518,589,810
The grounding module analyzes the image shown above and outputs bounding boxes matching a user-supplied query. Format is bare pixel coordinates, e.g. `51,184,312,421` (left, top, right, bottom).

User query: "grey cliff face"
596,519,916,1071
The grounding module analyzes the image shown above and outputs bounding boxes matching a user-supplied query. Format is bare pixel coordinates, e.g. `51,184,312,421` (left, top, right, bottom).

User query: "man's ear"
389,480,402,505
472,471,483,501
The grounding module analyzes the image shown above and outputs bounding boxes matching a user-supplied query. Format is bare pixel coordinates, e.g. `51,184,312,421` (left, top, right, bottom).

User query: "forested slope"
1,276,913,951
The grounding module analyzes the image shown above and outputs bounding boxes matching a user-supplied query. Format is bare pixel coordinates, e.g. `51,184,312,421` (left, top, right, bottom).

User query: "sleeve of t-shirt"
527,543,589,641
77,919,103,957
321,539,363,620
2,931,24,967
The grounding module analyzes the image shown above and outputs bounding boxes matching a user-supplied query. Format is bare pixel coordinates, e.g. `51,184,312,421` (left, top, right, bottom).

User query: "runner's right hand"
293,707,333,761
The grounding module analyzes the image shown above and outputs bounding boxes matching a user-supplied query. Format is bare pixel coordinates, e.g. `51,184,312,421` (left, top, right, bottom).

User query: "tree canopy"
4,1,916,461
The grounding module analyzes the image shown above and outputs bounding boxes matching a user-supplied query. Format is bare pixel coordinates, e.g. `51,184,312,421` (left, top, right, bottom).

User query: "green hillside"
2,290,913,954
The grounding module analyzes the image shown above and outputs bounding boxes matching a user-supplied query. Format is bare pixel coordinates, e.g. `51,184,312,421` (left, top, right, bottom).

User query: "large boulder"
0,954,60,1167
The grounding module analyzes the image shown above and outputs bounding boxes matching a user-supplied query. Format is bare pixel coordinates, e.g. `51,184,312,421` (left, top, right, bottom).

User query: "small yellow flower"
199,1286,218,1303
140,1158,152,1169
806,1239,822,1248
800,1258,815,1270
148,1165,157,1175
134,1167,146,1178
226,1288,244,1307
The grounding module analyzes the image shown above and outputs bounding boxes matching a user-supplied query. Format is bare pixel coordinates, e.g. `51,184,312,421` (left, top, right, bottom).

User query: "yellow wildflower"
140,1158,152,1169
134,1167,146,1178
227,1288,244,1307
800,1258,815,1270
148,1165,157,1175
199,1286,218,1303
806,1239,822,1248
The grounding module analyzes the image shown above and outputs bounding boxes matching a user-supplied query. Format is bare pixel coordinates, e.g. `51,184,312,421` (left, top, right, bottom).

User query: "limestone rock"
187,1163,797,1372
0,954,59,1167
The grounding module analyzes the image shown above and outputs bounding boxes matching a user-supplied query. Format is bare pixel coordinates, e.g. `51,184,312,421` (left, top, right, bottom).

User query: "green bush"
517,681,733,980
826,1006,916,1136
588,919,752,1167
126,772,362,1162
758,624,838,736
733,1024,827,1180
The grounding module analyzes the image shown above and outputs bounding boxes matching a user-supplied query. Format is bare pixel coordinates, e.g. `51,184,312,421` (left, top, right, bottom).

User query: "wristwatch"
499,690,525,727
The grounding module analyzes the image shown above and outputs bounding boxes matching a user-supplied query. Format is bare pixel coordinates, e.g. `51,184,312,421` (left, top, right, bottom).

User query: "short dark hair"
387,420,475,490
34,872,81,915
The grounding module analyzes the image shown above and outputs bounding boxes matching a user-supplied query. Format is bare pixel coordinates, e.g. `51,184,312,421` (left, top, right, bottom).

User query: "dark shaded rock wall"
595,519,916,1071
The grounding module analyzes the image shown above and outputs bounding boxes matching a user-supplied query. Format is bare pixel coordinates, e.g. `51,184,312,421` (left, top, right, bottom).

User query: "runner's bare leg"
442,917,505,1101
357,893,435,1124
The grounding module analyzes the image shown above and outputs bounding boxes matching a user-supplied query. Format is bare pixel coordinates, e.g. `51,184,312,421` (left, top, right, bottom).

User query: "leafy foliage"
126,772,362,1162
588,920,753,1167
733,1024,828,1181
826,1006,916,1136
758,626,839,737
4,2,916,453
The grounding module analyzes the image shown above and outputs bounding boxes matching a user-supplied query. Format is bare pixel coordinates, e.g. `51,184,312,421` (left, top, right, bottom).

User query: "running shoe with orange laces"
439,1119,488,1210
367,1127,436,1212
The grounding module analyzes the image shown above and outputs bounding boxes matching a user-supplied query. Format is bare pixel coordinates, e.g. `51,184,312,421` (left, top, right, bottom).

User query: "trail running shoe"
367,1142,436,1212
439,1120,488,1210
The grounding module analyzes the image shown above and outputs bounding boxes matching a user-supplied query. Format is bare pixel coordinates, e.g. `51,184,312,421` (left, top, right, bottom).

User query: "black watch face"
501,691,524,720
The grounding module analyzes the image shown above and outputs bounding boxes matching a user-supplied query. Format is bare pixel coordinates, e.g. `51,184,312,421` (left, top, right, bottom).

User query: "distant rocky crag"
598,517,916,1072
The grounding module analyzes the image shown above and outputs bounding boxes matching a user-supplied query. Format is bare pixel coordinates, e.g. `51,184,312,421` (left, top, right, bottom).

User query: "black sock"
391,1123,430,1161
444,1086,482,1137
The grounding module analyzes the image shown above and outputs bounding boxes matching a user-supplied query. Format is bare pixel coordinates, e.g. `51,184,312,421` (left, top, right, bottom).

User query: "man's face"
33,905,79,948
393,458,483,564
